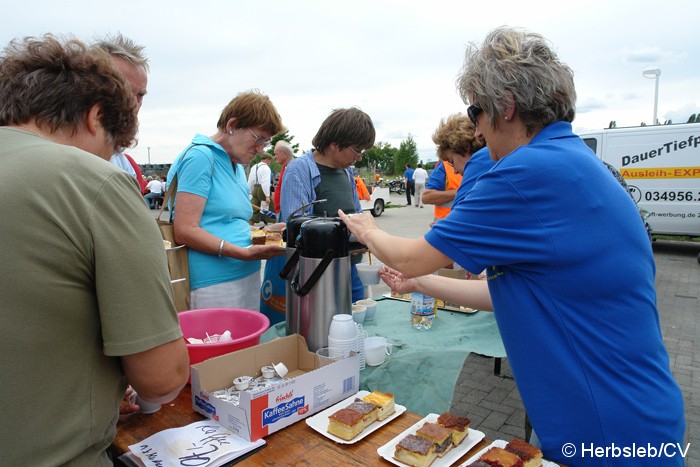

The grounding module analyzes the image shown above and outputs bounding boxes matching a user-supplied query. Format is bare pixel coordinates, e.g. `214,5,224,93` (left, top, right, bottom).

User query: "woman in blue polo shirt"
339,26,685,466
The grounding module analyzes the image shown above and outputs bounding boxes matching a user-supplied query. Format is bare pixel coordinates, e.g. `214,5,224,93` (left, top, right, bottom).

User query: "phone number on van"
643,191,700,202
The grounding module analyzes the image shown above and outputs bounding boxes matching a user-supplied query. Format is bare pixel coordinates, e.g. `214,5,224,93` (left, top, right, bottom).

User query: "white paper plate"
305,390,406,444
459,439,559,466
377,413,485,467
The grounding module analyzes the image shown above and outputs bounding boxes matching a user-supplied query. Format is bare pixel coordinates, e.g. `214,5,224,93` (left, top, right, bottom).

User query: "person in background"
422,159,461,224
138,173,148,194
98,36,159,411
248,153,273,224
403,163,414,205
423,113,489,225
354,172,371,201
0,35,189,466
94,33,149,190
259,140,294,323
429,113,492,273
412,162,428,207
273,140,294,216
281,107,375,303
339,26,685,466
167,90,286,311
145,174,164,208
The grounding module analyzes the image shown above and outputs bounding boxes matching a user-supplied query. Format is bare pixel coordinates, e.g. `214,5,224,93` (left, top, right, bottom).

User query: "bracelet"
217,239,225,257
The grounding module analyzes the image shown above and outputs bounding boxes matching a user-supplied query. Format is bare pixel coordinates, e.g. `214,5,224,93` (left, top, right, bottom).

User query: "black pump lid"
297,218,349,258
284,216,316,249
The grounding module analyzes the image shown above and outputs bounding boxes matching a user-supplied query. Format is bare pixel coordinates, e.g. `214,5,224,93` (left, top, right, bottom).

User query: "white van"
578,123,700,237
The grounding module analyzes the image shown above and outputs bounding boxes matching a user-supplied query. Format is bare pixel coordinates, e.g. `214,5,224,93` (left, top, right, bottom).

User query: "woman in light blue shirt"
167,91,286,310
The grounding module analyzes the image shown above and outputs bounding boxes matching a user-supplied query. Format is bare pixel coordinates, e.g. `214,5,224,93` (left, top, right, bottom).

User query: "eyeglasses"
467,104,483,125
349,147,364,158
248,128,271,149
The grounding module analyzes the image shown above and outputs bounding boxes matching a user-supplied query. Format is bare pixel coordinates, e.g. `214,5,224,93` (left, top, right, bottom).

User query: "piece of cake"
391,291,412,300
479,446,524,467
415,422,453,458
464,461,492,467
265,231,284,246
393,434,438,467
327,408,365,441
362,391,395,421
346,399,379,430
437,412,471,446
505,438,543,467
251,229,266,245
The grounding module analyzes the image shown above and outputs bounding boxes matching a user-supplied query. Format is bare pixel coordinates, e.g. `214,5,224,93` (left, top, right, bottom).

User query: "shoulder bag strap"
157,144,212,221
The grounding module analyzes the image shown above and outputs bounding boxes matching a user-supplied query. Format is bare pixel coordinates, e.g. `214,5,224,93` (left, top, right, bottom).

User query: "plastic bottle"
410,293,437,329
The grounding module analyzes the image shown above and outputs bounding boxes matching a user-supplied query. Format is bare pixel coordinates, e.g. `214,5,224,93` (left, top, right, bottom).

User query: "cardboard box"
190,334,360,441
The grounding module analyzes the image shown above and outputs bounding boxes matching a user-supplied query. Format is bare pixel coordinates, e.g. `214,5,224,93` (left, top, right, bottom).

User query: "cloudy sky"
3,0,699,164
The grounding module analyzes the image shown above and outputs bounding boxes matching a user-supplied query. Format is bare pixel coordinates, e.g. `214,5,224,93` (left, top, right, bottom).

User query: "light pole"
642,68,661,125
147,146,151,165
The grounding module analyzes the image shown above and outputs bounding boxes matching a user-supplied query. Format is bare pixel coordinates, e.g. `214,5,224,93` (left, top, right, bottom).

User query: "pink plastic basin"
178,308,270,367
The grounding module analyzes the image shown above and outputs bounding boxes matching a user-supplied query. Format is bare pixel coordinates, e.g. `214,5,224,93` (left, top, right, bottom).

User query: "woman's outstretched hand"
337,210,379,245
379,265,418,295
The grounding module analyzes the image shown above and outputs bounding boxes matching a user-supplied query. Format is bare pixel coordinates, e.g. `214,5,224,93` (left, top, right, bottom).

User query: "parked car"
361,186,391,217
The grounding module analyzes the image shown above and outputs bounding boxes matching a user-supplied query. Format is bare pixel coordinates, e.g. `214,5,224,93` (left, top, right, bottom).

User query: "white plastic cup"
364,345,387,366
351,304,366,324
328,314,357,340
356,299,377,320
364,336,392,366
356,263,381,285
316,347,342,367
328,340,357,358
135,394,162,414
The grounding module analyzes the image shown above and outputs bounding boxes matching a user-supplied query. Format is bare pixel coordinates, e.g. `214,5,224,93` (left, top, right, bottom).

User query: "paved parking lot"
373,195,699,464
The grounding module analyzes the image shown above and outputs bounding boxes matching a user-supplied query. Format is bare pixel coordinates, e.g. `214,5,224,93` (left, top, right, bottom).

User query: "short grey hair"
93,33,149,72
274,140,294,156
457,26,576,135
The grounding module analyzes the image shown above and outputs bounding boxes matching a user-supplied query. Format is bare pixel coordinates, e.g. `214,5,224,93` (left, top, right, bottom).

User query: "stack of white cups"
327,315,366,370
355,323,367,370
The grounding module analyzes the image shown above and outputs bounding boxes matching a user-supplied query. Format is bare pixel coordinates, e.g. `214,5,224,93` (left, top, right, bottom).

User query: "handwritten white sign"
128,420,265,467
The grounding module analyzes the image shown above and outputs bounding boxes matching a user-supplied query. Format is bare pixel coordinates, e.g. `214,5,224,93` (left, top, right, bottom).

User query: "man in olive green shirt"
0,36,189,466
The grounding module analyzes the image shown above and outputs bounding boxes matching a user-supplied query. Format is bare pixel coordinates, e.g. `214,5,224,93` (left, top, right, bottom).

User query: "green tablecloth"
261,296,506,416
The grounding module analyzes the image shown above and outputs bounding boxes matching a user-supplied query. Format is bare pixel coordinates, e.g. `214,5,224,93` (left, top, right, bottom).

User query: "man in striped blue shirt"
280,108,375,302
